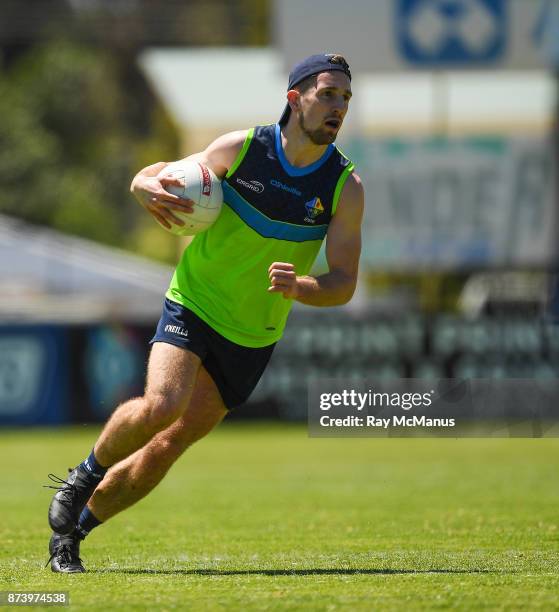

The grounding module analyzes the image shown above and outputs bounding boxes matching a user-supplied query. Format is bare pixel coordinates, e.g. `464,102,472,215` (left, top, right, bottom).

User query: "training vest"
166,123,355,347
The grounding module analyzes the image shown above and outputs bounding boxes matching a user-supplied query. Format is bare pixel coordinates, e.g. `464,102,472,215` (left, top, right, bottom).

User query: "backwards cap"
279,53,352,125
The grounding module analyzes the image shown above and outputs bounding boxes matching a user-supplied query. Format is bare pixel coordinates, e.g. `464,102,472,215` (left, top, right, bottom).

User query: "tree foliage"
0,37,180,260
0,0,271,262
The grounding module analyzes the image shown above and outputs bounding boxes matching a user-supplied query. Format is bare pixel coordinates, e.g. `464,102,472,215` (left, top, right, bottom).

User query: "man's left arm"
267,173,365,306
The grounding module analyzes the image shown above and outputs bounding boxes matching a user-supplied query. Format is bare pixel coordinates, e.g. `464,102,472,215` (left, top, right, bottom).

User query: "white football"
156,160,223,236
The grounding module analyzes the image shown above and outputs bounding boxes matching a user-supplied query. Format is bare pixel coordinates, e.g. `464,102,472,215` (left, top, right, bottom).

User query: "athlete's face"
294,71,352,145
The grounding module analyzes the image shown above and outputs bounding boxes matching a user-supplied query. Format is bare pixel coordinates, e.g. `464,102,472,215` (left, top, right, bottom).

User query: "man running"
46,53,364,573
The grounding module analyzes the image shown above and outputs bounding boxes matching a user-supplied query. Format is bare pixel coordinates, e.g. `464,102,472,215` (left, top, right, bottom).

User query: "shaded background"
0,0,558,425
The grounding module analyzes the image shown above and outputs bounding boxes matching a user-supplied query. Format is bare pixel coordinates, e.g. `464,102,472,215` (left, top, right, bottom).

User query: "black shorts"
150,298,275,409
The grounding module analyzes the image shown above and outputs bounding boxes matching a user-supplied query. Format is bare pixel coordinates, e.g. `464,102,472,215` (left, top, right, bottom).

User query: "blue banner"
0,326,69,425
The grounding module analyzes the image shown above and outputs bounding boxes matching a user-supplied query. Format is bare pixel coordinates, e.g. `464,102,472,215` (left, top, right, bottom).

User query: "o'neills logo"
199,163,212,196
236,177,264,194
164,324,189,338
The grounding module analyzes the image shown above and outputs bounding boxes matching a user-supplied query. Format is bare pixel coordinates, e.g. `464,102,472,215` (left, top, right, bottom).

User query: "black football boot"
47,532,85,573
46,466,102,535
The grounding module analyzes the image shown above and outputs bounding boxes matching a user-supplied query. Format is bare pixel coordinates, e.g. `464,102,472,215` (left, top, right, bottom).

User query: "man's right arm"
130,130,247,229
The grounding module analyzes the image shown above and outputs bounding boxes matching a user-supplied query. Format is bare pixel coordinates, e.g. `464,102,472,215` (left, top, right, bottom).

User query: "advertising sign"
345,136,554,269
0,327,68,425
275,0,553,71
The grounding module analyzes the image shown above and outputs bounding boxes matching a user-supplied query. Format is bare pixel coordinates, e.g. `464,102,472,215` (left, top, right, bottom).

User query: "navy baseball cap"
279,53,352,125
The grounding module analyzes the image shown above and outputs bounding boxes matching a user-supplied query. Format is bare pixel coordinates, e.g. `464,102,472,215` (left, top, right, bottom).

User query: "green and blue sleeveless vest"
167,123,355,347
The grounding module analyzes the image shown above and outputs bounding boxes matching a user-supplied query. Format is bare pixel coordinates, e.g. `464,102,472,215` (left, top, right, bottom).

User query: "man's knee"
143,392,185,432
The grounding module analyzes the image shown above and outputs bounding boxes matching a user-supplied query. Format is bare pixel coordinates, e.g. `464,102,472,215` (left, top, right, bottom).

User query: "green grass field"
0,423,557,610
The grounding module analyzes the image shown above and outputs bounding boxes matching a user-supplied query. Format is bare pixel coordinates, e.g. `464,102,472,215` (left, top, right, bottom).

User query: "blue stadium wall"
1,313,558,425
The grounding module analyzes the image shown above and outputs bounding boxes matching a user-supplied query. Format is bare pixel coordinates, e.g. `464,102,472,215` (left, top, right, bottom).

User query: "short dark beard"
297,112,337,145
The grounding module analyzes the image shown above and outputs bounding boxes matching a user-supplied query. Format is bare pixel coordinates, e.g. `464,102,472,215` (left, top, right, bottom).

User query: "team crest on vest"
304,197,324,224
